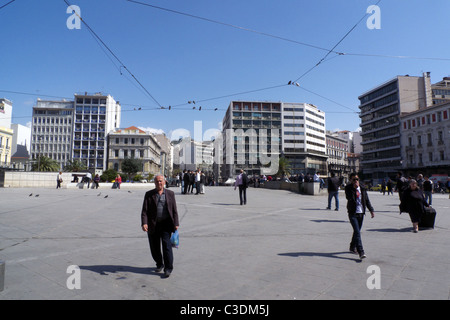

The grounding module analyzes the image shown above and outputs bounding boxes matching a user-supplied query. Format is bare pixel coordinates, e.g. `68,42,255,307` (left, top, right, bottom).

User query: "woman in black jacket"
400,179,430,233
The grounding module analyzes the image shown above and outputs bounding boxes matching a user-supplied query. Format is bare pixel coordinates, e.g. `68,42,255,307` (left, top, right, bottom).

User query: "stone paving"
0,185,449,300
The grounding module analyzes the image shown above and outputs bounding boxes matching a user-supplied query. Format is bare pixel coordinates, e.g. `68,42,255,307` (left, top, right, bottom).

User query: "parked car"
370,184,383,191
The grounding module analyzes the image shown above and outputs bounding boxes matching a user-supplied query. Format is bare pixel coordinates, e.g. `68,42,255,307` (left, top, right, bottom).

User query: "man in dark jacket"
141,174,179,277
326,171,340,211
345,173,375,260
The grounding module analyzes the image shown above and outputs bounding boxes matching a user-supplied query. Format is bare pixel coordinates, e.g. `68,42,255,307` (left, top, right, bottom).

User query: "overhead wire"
0,0,16,10
126,0,335,54
8,0,443,124
62,0,162,108
292,0,383,83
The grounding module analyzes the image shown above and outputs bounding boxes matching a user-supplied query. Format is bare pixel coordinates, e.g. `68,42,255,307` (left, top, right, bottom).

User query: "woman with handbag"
400,179,430,233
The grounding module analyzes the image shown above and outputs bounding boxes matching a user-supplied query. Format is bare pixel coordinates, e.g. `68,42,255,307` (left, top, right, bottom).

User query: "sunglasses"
353,178,359,181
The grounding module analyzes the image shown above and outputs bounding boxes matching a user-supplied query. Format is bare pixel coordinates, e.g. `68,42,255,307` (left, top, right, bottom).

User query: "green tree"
31,156,60,172
63,159,87,172
100,169,117,182
121,157,142,181
277,156,291,177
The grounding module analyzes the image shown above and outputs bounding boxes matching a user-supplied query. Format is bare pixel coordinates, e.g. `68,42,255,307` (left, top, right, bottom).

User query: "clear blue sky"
1,0,449,139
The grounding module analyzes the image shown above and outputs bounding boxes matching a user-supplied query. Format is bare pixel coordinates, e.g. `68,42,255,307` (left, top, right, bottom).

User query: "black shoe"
163,270,172,278
359,252,366,260
349,246,358,254
155,265,164,272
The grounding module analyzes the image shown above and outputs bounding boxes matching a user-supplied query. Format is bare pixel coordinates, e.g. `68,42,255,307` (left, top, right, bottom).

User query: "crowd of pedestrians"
180,169,208,195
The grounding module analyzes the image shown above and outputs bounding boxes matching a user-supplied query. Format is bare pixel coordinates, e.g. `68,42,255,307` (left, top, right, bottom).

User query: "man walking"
56,171,63,189
141,174,179,278
423,175,433,205
326,171,340,211
234,169,248,205
345,173,375,260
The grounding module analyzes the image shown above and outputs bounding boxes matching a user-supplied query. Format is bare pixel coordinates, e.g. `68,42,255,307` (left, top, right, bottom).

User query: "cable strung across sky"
62,0,163,108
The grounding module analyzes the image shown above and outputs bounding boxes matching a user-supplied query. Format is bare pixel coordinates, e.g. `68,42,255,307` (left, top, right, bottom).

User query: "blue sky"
1,0,450,140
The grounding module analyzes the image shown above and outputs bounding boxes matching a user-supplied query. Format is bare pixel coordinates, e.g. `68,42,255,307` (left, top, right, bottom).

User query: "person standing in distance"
345,173,375,260
234,169,248,205
141,174,179,278
326,171,340,211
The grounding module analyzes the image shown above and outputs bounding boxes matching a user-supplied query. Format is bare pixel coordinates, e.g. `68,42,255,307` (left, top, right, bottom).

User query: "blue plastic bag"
170,230,179,248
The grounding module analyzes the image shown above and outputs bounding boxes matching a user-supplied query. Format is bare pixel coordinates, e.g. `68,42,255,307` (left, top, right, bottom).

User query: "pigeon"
97,193,101,196
104,195,108,198
35,194,39,197
128,191,131,193
29,193,33,197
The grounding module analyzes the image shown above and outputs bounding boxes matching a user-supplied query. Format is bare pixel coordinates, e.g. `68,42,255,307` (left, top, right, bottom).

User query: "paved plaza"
0,185,449,300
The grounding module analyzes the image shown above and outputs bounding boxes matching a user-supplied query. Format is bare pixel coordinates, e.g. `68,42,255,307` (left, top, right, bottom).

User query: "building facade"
0,99,13,167
107,126,161,175
221,101,327,179
282,103,327,175
73,93,121,170
431,77,450,106
358,73,432,181
326,132,349,176
30,99,74,170
222,101,282,178
401,101,450,176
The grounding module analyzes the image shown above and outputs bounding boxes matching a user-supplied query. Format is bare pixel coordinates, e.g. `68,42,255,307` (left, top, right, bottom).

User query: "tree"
121,157,142,181
277,156,291,177
64,159,87,172
31,156,60,172
100,169,117,182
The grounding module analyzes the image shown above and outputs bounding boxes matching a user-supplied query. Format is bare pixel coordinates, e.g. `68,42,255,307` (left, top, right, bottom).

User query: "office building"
73,93,121,170
221,101,282,178
358,73,432,181
282,102,327,175
221,101,327,179
431,77,450,106
30,99,74,170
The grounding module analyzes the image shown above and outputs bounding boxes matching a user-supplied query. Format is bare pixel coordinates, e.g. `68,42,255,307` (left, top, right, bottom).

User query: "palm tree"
31,156,60,172
277,156,291,177
64,159,87,172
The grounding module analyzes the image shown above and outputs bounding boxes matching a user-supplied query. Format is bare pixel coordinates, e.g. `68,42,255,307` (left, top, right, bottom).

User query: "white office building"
73,93,121,170
30,99,74,169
